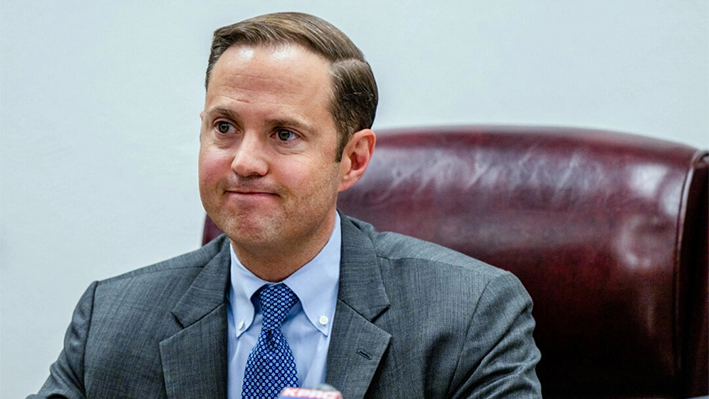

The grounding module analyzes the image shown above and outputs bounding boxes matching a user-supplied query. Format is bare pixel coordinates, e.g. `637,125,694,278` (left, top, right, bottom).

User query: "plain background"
1,1,707,397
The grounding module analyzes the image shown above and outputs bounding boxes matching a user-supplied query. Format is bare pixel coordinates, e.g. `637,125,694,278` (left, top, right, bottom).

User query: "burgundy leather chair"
203,126,708,398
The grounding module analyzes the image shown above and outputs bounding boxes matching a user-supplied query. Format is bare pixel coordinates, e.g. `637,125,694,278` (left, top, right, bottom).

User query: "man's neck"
229,212,338,282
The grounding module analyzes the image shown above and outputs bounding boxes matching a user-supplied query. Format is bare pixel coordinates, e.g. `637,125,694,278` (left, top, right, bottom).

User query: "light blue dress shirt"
226,213,341,399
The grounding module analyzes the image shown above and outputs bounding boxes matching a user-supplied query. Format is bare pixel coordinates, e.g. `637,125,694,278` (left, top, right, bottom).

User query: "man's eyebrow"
204,106,315,132
204,106,240,121
266,117,312,132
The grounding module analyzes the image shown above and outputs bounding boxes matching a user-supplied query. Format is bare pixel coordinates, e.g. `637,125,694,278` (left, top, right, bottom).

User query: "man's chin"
219,216,280,247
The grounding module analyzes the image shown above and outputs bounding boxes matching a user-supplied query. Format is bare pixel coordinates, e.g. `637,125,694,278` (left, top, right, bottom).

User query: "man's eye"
276,129,296,141
216,122,232,134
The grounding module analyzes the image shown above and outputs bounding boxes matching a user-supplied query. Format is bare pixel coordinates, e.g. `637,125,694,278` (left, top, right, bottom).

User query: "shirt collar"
229,213,341,337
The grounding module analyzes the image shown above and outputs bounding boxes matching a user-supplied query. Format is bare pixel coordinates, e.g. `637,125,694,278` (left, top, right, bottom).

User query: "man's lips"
225,188,280,197
227,191,275,195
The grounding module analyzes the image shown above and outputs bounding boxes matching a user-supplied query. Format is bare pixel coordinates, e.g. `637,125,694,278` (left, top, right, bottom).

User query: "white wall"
1,1,707,397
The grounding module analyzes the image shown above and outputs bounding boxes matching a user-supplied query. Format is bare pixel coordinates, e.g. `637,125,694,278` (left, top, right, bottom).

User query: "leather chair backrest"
203,126,708,398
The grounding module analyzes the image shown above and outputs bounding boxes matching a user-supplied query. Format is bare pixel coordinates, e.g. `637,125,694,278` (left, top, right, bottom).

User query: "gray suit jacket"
31,215,541,399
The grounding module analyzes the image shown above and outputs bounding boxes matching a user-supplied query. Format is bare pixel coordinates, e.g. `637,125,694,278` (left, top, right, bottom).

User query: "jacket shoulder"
344,215,507,280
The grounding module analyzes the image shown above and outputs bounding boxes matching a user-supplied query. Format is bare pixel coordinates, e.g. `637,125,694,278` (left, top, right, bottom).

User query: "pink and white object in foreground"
278,385,343,399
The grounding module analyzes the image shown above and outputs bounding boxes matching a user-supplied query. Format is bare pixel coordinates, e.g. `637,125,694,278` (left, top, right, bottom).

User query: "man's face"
199,44,347,264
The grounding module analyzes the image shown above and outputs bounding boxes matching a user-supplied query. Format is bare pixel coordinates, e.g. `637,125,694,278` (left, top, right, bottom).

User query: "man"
30,12,541,399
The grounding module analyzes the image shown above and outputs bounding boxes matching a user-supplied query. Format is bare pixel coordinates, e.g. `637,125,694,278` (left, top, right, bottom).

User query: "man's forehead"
203,44,337,132
207,43,335,106
209,43,333,85
217,42,331,71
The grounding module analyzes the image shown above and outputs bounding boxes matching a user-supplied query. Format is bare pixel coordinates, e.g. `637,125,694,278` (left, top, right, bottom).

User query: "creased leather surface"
204,126,709,398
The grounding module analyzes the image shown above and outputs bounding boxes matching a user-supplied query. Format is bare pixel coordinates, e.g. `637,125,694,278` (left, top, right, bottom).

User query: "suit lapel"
160,237,231,399
155,219,390,399
326,216,391,399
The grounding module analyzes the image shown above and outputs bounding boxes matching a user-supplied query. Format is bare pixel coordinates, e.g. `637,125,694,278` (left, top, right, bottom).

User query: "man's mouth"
225,188,280,198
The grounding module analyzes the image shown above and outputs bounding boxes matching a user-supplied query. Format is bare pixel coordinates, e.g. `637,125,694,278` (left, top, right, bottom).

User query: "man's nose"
231,133,268,177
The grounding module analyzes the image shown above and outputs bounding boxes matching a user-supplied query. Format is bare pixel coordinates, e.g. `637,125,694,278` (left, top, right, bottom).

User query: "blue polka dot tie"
241,284,300,399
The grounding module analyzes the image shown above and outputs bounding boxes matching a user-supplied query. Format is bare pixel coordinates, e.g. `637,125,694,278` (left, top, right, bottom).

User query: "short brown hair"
206,12,378,161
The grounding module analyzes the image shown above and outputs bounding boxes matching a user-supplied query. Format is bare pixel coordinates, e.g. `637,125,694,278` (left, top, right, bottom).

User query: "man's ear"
338,129,376,192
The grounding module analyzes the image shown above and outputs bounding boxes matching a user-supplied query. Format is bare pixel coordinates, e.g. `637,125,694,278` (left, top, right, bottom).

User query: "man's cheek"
199,153,229,182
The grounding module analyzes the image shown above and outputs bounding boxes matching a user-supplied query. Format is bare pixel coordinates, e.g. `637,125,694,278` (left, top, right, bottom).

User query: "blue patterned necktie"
241,283,300,399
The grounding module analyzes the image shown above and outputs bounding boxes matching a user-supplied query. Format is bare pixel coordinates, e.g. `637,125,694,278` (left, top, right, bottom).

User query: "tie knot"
258,284,299,330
